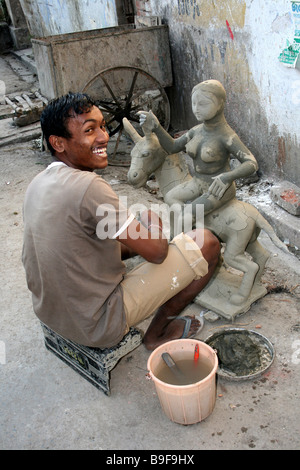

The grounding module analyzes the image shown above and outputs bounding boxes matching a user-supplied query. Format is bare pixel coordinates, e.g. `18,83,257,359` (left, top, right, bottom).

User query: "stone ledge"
237,179,300,251
270,180,300,216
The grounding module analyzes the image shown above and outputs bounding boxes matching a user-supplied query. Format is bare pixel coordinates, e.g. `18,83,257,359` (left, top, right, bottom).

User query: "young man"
22,92,220,351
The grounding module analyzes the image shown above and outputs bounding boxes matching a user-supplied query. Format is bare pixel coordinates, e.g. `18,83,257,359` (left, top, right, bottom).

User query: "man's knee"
188,228,220,266
202,229,220,266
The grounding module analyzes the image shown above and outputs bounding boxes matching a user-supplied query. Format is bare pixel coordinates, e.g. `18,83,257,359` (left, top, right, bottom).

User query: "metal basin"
205,328,275,381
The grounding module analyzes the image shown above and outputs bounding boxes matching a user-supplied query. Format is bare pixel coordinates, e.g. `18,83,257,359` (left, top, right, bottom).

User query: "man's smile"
92,146,107,157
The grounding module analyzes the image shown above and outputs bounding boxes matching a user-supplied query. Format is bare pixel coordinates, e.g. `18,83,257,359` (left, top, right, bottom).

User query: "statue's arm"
208,132,258,200
138,110,189,154
223,133,258,183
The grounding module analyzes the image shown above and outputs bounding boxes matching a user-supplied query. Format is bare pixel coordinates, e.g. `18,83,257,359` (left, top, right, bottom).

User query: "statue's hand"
137,110,159,132
208,174,230,200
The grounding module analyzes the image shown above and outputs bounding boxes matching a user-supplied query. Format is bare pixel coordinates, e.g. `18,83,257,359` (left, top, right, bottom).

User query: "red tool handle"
194,344,199,362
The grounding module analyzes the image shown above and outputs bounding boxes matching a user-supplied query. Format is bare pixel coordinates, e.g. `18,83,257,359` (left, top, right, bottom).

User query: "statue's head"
191,79,226,122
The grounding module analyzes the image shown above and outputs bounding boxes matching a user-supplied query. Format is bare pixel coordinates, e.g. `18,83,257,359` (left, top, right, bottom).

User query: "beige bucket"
147,339,218,425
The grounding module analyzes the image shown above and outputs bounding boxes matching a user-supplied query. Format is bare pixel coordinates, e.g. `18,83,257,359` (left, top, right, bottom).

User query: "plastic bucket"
147,339,218,425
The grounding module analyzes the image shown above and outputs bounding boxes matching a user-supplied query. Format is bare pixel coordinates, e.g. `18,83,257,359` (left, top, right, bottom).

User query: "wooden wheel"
82,66,170,165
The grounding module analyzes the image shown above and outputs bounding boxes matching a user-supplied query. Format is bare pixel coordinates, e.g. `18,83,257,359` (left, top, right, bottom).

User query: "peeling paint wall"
19,0,118,37
147,0,300,185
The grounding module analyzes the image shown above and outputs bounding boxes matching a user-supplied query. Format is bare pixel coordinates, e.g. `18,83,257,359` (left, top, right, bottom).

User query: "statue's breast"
186,134,224,164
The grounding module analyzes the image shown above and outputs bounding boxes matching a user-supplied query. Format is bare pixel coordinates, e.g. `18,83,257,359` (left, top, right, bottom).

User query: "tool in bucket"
194,344,199,362
161,352,186,381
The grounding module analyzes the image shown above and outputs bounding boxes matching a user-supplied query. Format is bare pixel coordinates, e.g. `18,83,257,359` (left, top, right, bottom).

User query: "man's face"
57,106,109,171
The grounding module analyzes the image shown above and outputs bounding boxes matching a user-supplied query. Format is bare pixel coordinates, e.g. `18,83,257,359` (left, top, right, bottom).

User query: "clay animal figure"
123,117,289,306
125,117,191,196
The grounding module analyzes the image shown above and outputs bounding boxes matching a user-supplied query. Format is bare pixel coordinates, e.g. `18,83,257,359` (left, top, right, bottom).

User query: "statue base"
194,265,267,321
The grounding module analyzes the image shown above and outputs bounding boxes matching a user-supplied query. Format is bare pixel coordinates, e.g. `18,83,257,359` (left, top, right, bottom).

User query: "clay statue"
124,116,288,308
138,79,259,235
123,79,289,317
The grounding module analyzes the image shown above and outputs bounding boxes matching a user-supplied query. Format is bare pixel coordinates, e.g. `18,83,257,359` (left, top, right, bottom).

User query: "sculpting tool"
194,344,199,362
161,353,186,380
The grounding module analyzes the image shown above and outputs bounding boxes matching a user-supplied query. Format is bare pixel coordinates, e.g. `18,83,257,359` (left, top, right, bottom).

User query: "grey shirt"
22,162,129,348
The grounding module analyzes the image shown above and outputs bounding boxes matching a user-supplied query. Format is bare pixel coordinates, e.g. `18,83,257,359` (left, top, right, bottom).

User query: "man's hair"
40,92,97,155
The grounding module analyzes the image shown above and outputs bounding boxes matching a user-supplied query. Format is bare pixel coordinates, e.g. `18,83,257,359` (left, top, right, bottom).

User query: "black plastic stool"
41,322,143,395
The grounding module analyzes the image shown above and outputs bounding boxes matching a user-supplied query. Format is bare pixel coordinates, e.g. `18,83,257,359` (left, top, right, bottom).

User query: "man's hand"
117,210,168,264
138,209,163,231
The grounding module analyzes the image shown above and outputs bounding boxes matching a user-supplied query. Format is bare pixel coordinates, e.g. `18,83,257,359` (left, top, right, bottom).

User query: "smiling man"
22,92,220,351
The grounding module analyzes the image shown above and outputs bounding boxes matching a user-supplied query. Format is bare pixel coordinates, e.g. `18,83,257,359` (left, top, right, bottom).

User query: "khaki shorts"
121,233,208,329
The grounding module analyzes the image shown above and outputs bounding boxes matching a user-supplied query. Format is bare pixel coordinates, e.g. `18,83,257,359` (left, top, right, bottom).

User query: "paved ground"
0,52,299,451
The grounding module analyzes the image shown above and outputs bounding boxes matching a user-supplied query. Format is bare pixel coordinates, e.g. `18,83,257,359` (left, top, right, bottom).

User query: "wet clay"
207,330,273,377
210,333,261,376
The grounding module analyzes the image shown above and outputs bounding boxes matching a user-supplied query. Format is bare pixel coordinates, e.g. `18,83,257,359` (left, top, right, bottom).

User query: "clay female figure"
139,80,258,232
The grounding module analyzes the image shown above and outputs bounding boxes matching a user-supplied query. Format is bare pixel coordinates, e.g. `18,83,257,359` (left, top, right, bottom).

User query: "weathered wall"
19,0,118,37
5,0,31,49
147,0,300,185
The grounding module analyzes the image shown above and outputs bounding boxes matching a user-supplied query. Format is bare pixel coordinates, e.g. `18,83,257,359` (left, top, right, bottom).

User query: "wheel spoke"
112,129,123,159
106,114,118,126
109,123,122,136
99,75,123,110
125,71,139,108
127,114,140,123
98,101,118,111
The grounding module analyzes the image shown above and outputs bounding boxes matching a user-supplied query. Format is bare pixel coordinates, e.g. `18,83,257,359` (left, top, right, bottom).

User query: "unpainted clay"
138,79,258,225
123,80,289,318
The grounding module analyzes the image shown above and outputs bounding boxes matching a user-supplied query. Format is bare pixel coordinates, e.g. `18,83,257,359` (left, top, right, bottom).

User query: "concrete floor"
0,52,299,451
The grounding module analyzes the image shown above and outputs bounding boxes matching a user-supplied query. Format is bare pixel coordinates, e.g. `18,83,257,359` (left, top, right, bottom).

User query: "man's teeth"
93,147,106,156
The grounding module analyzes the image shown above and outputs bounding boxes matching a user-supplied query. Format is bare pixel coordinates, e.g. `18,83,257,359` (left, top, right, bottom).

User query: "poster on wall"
278,1,300,68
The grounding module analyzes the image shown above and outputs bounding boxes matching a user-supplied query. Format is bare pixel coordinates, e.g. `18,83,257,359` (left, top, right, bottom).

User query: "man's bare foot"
143,315,204,351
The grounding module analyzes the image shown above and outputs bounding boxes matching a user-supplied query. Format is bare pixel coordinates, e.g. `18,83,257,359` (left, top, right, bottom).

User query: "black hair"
40,92,97,155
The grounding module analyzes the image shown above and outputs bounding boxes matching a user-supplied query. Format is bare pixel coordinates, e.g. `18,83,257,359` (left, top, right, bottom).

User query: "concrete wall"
146,0,300,185
4,0,31,48
19,0,118,37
